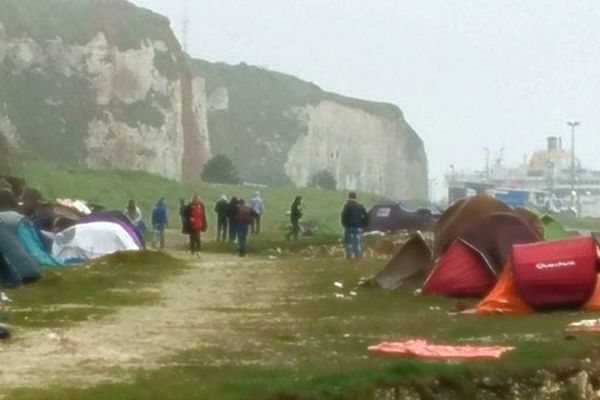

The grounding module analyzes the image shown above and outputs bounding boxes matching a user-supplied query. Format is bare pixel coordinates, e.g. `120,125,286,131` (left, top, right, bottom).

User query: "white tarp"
52,222,140,261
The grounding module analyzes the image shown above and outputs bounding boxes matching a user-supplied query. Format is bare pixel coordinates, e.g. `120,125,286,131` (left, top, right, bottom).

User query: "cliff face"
192,61,428,199
0,0,210,181
285,101,427,199
0,0,427,200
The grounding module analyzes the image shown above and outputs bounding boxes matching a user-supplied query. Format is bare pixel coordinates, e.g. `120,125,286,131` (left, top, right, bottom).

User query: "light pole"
567,121,580,215
484,147,490,181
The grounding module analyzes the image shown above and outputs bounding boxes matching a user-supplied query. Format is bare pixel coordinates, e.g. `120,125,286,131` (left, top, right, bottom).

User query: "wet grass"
1,251,188,329
6,255,600,399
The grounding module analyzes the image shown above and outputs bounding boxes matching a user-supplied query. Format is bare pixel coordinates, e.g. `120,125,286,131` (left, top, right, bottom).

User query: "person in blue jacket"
152,197,168,249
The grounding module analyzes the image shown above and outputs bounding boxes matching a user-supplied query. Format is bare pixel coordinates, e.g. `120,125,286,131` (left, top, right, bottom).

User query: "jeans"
251,214,261,235
228,218,238,242
189,230,201,254
217,217,228,242
343,227,363,259
286,220,300,240
153,224,165,249
237,224,249,255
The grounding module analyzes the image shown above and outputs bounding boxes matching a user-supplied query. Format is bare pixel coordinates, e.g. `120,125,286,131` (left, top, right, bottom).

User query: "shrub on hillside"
309,169,337,190
201,154,241,184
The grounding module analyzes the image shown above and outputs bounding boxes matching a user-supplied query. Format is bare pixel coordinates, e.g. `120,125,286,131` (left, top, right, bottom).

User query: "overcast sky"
133,0,600,200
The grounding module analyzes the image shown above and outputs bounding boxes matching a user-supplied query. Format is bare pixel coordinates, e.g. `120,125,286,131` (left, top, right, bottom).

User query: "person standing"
125,199,145,248
179,198,190,235
188,194,207,256
249,191,264,235
125,199,142,225
234,198,257,257
151,197,168,250
227,196,239,243
214,195,229,242
285,195,303,240
340,191,368,260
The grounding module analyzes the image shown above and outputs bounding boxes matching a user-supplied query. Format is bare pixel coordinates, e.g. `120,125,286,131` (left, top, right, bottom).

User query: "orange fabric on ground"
583,275,600,311
367,339,514,359
473,262,533,315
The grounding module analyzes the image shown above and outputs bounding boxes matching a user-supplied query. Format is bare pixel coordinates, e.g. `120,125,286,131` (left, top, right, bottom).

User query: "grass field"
4,162,600,399
4,254,600,400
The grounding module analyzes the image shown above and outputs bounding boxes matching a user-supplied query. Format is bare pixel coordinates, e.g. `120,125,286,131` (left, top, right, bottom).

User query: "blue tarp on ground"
17,219,65,267
0,222,41,285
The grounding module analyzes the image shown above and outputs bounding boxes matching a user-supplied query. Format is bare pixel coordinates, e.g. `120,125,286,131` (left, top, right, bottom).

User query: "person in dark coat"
227,196,239,243
285,195,303,240
179,198,190,235
234,198,257,257
341,191,368,259
214,195,229,242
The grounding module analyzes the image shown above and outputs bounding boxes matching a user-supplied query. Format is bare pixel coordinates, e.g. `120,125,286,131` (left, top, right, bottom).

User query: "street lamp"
567,121,580,215
484,147,490,181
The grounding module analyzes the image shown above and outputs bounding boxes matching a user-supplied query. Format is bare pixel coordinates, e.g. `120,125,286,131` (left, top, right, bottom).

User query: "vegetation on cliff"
191,59,425,186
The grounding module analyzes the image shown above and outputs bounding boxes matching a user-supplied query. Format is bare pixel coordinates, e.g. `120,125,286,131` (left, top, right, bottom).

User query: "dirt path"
0,250,284,396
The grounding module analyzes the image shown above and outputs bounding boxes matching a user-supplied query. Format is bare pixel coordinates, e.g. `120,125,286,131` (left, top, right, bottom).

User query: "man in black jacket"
341,191,368,259
214,195,229,242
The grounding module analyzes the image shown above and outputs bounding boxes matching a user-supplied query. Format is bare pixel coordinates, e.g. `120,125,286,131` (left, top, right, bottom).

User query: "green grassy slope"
16,161,383,238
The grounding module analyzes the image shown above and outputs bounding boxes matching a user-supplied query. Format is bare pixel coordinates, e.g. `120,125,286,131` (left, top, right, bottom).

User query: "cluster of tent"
0,176,143,288
365,195,600,314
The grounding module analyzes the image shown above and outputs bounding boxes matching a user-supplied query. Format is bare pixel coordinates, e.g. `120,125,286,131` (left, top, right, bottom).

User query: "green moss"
105,99,165,129
0,0,175,51
0,69,95,165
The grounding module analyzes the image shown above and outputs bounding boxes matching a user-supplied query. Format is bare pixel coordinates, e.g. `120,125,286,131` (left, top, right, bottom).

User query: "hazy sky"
133,0,600,199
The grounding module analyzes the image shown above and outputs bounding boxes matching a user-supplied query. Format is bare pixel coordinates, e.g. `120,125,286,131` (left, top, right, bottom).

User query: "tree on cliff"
201,154,241,184
310,169,337,191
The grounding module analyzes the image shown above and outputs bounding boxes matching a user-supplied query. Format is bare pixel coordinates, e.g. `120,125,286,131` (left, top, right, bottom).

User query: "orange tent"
474,247,600,315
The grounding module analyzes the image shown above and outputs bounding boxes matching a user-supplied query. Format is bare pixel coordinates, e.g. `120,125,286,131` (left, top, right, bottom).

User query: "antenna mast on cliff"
181,1,190,53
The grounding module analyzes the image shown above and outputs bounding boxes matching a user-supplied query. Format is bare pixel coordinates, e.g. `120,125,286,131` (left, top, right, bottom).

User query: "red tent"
423,239,496,296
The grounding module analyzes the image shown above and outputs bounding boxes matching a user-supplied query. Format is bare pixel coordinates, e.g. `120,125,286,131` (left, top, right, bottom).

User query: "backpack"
235,205,254,226
190,203,205,231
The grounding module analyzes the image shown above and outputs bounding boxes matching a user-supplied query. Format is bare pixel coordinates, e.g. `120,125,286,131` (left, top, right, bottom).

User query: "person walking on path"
341,191,368,260
250,191,264,235
214,195,229,242
285,195,303,240
234,198,257,257
227,196,239,243
151,197,168,250
188,194,207,256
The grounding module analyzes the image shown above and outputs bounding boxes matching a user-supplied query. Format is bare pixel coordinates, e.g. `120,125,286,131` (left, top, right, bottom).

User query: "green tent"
540,215,569,240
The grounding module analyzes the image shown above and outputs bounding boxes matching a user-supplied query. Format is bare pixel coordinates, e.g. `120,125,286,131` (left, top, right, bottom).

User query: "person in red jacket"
188,194,207,256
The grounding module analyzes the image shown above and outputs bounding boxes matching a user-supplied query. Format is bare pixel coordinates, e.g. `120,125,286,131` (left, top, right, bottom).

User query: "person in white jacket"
249,192,264,235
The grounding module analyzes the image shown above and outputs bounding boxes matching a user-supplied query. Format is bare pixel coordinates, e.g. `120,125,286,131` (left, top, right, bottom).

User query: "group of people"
212,192,263,256
214,191,264,243
127,189,369,261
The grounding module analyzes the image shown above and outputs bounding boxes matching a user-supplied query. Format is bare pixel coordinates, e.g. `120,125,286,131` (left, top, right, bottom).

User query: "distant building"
446,137,600,217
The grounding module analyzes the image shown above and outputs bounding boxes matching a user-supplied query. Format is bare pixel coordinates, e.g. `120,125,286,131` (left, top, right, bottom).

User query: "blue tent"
17,219,65,267
0,222,41,286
